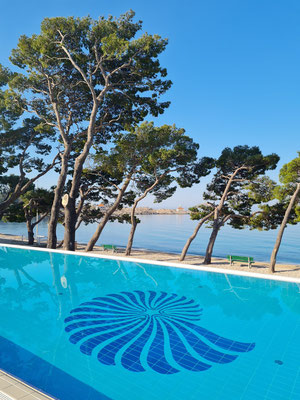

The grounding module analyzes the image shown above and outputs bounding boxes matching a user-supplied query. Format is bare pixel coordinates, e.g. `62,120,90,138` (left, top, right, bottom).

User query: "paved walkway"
0,233,300,278
0,370,53,400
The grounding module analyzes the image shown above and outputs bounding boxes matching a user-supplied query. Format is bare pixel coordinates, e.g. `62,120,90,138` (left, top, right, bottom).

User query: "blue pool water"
0,245,299,399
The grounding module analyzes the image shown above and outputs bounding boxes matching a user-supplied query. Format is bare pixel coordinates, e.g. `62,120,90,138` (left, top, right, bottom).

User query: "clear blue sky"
1,0,299,208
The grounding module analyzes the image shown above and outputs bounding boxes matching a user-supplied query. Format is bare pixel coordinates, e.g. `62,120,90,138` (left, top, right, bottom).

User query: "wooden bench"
101,244,117,253
227,255,254,269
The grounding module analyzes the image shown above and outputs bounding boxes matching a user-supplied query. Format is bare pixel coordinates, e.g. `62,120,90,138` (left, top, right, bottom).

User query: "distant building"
176,206,185,213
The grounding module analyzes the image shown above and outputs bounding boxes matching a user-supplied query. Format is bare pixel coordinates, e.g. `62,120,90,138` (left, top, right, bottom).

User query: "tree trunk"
203,214,231,264
201,170,242,265
63,193,85,251
85,213,112,252
26,221,34,245
125,217,137,256
124,178,161,257
75,217,83,231
63,102,99,251
63,196,77,251
57,240,64,249
203,221,220,264
47,148,71,249
179,211,214,261
269,183,300,273
125,198,139,256
85,179,131,252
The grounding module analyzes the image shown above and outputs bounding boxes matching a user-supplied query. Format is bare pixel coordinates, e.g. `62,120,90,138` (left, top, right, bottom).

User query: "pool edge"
1,242,299,284
0,368,56,399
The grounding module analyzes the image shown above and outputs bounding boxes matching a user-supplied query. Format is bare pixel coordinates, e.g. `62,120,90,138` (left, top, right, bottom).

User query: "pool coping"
0,369,55,399
1,242,300,284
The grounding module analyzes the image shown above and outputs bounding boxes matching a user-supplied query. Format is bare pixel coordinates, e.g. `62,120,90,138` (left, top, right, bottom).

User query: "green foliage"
249,153,300,231
94,121,208,204
0,113,57,217
65,166,136,227
7,11,171,140
2,202,25,223
0,64,21,132
206,145,279,198
278,152,300,186
216,145,279,176
189,204,214,221
81,162,122,203
2,188,53,224
4,11,172,241
0,175,34,203
246,176,277,203
22,188,54,213
249,203,298,231
191,145,280,228
0,117,55,176
74,167,124,202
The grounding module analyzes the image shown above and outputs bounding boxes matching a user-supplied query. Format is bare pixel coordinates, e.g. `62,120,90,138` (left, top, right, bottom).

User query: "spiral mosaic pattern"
64,291,255,374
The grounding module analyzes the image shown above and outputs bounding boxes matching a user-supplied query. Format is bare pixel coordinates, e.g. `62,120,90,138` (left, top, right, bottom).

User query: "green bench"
101,244,117,253
227,255,254,269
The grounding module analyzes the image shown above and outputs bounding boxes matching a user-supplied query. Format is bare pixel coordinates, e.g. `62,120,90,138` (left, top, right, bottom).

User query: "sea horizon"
0,214,299,265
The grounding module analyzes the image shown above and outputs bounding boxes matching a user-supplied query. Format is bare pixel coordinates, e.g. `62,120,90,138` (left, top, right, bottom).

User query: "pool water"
0,245,299,400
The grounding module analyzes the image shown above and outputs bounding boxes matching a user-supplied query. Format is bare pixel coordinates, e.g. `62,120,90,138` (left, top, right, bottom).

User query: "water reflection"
198,273,282,320
280,283,300,315
164,269,284,320
0,248,160,318
0,246,297,331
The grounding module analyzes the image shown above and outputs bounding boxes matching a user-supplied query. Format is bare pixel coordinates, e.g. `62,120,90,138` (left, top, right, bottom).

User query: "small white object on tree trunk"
62,194,69,207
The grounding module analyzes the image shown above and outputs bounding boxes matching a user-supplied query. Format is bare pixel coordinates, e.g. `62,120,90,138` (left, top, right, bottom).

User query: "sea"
0,214,299,264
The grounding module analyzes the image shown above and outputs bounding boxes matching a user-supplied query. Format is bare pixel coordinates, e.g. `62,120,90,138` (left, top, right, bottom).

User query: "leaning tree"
269,154,300,271
7,11,171,250
250,154,300,272
122,122,213,256
85,122,212,252
55,165,134,248
180,146,279,264
1,66,58,217
84,127,151,252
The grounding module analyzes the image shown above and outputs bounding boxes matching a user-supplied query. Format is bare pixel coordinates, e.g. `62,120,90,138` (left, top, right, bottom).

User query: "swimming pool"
0,244,299,399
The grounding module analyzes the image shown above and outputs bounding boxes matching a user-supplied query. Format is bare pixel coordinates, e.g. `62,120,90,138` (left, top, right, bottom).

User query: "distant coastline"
114,206,189,215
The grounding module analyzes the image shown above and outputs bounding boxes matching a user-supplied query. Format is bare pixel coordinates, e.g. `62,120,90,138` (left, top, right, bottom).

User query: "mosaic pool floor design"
65,291,255,374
